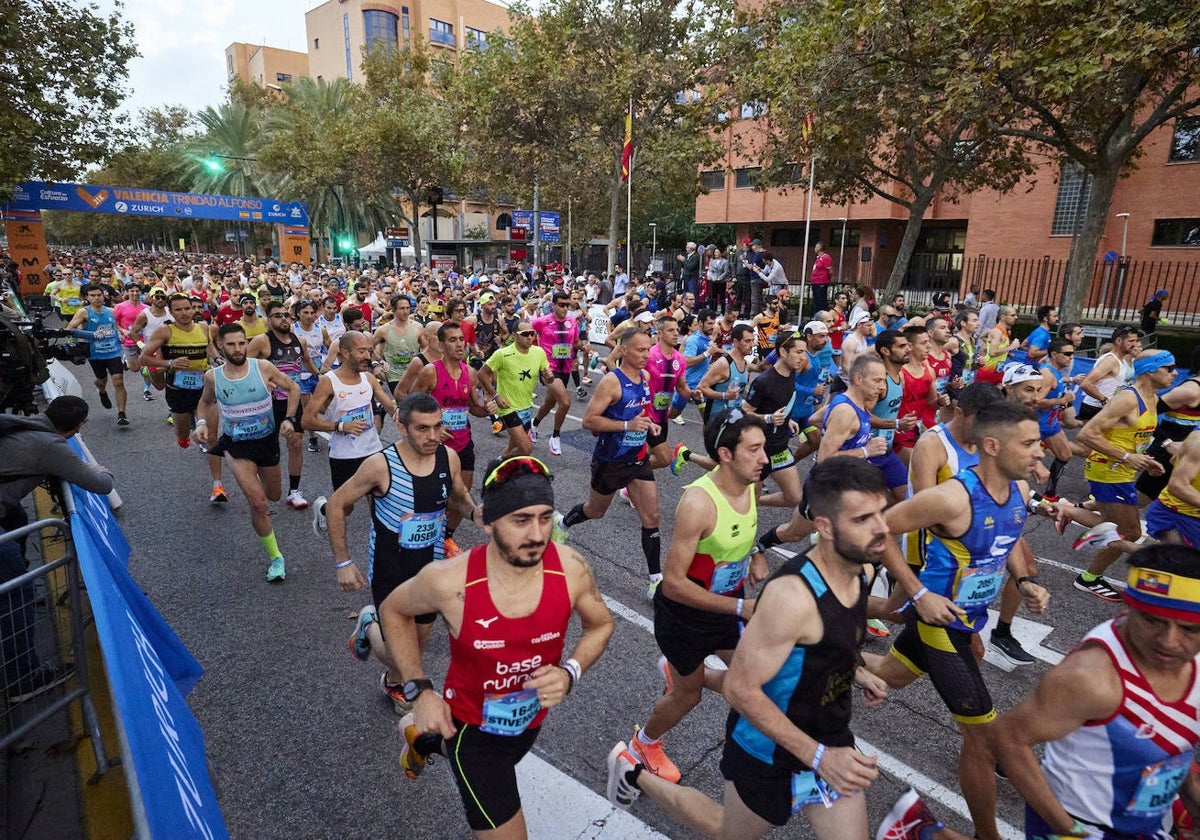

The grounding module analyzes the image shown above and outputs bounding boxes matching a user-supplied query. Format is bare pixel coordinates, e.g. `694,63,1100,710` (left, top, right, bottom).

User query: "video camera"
0,297,90,413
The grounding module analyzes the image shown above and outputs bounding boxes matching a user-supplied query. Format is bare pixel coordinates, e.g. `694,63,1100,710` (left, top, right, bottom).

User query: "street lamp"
1116,212,1130,257
837,217,847,282
649,222,657,263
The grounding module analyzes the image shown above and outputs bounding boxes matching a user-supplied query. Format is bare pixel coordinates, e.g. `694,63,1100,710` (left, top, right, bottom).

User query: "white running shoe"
529,427,539,445
312,496,328,536
606,742,642,811
286,489,309,510
548,435,562,456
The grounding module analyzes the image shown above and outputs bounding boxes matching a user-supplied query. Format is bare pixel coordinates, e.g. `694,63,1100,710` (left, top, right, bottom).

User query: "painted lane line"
517,754,667,839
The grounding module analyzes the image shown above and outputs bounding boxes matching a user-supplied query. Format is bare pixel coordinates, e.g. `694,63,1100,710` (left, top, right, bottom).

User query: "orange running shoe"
443,536,462,557
628,728,681,783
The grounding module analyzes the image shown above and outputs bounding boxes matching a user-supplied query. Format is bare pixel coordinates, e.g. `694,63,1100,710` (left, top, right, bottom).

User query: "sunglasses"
714,407,746,448
484,455,551,488
517,330,537,337
1165,365,1177,373
1060,351,1075,357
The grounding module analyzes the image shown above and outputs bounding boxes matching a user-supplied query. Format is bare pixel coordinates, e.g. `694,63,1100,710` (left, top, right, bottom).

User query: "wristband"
562,657,582,693
912,586,928,601
337,421,344,434
623,420,628,432
1017,575,1039,591
736,598,744,617
1120,451,1129,463
335,559,354,569
811,743,826,773
195,419,207,426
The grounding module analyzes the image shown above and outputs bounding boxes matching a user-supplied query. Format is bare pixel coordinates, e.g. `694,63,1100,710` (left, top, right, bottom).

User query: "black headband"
482,473,555,524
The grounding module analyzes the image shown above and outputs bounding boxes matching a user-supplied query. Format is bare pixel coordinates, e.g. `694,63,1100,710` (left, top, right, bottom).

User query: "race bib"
621,429,647,449
551,343,572,359
391,352,413,369
962,369,976,385
934,375,949,394
710,557,749,594
481,689,541,737
1125,751,1191,817
954,563,1005,607
67,296,81,307
443,407,468,431
92,325,120,355
770,449,795,469
877,428,895,449
791,770,839,813
173,369,205,390
398,511,444,550
652,392,672,410
226,402,274,441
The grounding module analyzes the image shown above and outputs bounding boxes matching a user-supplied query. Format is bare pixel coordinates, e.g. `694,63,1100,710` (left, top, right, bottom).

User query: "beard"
491,527,547,569
830,523,888,567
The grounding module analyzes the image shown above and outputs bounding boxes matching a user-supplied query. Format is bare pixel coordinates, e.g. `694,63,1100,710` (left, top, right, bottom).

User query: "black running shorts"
889,609,995,724
653,592,742,677
446,717,541,832
589,456,654,496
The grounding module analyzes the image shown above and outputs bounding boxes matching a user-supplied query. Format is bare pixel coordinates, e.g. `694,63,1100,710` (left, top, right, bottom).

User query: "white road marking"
1034,554,1126,590
517,754,667,839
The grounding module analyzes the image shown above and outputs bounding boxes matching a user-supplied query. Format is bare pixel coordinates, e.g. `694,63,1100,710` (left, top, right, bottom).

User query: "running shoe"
1073,574,1122,602
286,489,309,510
548,435,562,456
166,414,174,425
381,672,412,715
306,437,320,453
443,536,462,557
866,618,890,638
576,386,587,398
142,390,154,401
672,415,686,426
530,427,539,445
176,435,190,449
876,788,944,840
629,728,681,783
117,413,130,427
657,655,674,694
312,496,328,536
210,482,228,504
492,420,503,436
266,556,286,582
590,355,601,370
98,391,112,409
620,487,636,509
398,712,432,779
606,741,642,811
1073,521,1121,550
669,443,689,476
989,632,1035,666
349,605,377,662
646,574,662,602
581,376,593,385
551,511,570,544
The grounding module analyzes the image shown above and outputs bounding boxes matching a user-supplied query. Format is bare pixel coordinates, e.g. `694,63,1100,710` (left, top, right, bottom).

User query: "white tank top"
323,371,382,459
293,321,325,378
1082,352,1134,408
319,313,345,344
142,308,173,344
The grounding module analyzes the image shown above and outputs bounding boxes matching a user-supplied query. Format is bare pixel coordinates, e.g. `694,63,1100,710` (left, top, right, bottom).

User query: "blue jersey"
791,349,831,422
870,369,904,451
708,354,749,415
920,468,1026,633
1039,363,1065,437
594,369,651,462
84,307,121,360
822,394,872,454
1026,325,1052,355
683,332,712,388
214,359,275,441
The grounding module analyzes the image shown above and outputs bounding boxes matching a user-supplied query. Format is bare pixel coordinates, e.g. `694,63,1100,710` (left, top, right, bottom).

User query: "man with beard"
193,323,302,582
233,292,267,340
376,454,614,838
326,394,476,715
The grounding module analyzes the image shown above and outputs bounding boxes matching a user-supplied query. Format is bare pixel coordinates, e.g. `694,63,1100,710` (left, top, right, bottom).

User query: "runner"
391,320,443,401
372,294,423,395
950,308,979,393
560,328,665,596
1036,339,1078,499
669,310,720,429
1136,344,1200,502
894,324,943,468
67,284,128,425
741,330,809,507
787,320,834,460
129,286,173,394
1145,430,1200,547
233,293,266,340
990,544,1200,840
529,291,580,456
318,296,346,346
609,457,956,840
248,300,319,510
870,330,918,501
326,393,478,713
113,283,152,402
1075,351,1176,600
751,292,784,358
1021,304,1058,364
865,400,1050,839
633,316,696,476
838,311,875,382
1078,325,1140,422
291,299,329,452
674,323,755,475
412,321,495,554
139,293,227,502
478,320,551,458
375,455,614,838
625,410,768,784
925,315,959,422
193,323,301,582
976,305,1018,386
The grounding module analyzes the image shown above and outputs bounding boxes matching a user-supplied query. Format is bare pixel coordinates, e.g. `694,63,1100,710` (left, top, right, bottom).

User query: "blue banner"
67,441,228,839
511,209,559,242
5,180,309,227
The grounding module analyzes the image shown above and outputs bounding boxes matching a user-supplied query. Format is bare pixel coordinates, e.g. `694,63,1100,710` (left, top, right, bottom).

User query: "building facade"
224,43,310,89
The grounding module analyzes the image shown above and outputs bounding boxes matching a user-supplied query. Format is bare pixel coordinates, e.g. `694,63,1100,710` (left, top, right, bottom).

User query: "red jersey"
829,309,847,351
928,349,953,396
445,544,571,733
348,300,373,328
896,363,935,449
215,302,241,326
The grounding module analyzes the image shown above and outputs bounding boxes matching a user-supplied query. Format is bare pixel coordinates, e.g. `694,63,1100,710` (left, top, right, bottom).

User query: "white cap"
633,311,654,324
1002,363,1042,386
802,320,829,336
850,311,873,328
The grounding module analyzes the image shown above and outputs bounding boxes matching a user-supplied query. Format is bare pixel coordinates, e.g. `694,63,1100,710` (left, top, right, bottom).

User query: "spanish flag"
800,112,815,156
621,106,633,182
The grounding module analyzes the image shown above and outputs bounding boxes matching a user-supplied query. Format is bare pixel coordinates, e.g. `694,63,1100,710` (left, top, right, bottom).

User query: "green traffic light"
340,237,353,250
205,157,223,173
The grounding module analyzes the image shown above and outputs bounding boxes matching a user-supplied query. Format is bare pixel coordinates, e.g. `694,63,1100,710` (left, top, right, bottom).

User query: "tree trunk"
1059,166,1119,323
607,149,623,279
404,187,423,263
881,189,934,300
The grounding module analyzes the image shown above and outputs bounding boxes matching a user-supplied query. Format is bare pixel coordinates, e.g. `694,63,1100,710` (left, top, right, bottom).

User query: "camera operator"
1,396,113,700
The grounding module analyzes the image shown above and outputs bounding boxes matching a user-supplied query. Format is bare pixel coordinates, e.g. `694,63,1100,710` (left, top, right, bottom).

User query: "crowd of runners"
18,249,1200,840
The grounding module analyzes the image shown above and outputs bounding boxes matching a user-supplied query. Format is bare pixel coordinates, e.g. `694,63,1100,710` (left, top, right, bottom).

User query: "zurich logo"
114,201,128,213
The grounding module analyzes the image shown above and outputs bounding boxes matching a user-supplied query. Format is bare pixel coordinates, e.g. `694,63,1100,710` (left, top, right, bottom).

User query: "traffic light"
204,155,223,173
339,234,354,252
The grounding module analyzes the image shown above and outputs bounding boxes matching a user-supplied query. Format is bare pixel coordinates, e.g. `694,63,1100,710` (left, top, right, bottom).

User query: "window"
313,37,319,49
226,52,234,77
1152,219,1200,247
1169,116,1200,163
496,213,512,230
734,167,761,188
700,170,725,190
401,6,411,42
363,9,399,55
740,101,766,119
770,229,808,247
830,227,860,248
275,72,292,83
466,27,488,50
1050,162,1092,236
430,18,455,48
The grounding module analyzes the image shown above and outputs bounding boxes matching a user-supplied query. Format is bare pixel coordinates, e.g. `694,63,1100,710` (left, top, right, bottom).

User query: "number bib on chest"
710,557,749,594
551,343,572,359
339,403,371,429
443,407,468,430
397,511,444,550
225,397,274,441
653,392,672,410
962,369,976,385
1126,751,1191,818
481,689,541,736
791,770,839,813
954,562,1005,607
173,369,205,390
621,429,647,448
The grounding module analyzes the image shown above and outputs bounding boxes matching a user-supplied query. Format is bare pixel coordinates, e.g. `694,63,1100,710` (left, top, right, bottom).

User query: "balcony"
429,26,456,48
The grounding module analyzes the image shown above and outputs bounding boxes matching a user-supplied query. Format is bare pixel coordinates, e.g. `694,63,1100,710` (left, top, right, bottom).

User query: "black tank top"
476,314,500,357
266,330,304,400
726,553,868,770
369,444,452,571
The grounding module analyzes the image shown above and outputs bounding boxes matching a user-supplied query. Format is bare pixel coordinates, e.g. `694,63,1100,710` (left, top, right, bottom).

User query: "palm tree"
183,102,267,196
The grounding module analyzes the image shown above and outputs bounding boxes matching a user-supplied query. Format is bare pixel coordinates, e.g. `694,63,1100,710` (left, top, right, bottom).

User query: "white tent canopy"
357,231,415,264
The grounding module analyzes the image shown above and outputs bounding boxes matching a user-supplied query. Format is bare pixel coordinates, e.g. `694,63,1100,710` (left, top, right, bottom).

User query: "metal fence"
1,489,113,781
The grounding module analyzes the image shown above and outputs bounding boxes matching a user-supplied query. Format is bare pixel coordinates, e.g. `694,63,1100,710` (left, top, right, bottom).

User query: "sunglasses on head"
484,455,551,488
714,407,746,449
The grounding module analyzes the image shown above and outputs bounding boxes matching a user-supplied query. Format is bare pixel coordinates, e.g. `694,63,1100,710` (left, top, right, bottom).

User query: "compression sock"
642,527,662,576
289,474,301,492
571,370,581,386
757,526,783,551
260,531,281,560
1045,458,1069,497
563,503,589,528
994,620,1013,638
553,427,562,437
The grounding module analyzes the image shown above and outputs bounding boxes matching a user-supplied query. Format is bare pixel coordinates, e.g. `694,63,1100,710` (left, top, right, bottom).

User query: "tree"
0,0,136,199
970,0,1200,321
450,0,738,275
733,0,1033,298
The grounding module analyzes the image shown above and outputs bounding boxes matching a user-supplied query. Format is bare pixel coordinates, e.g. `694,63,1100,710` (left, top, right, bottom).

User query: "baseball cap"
850,311,872,328
633,311,654,324
742,236,752,245
479,292,494,305
148,286,166,297
1002,363,1042,387
931,292,951,310
803,320,829,336
1111,325,1141,341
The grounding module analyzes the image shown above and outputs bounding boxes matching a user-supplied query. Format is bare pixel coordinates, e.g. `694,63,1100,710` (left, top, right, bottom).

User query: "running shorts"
88,357,123,378
1145,500,1200,547
890,609,995,724
719,728,850,827
868,451,908,490
759,446,795,480
1088,480,1139,506
446,716,541,832
454,440,476,474
653,592,742,677
330,454,372,491
165,384,203,415
208,433,281,468
589,456,654,496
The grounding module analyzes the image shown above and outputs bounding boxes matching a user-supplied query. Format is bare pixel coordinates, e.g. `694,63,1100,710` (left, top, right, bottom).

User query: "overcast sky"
99,0,310,117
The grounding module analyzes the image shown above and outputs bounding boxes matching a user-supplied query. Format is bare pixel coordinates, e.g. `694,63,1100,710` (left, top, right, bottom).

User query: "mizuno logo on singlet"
476,616,499,628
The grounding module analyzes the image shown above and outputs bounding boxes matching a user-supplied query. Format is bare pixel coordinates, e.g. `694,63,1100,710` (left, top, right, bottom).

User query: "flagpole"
626,95,633,275
799,156,816,318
